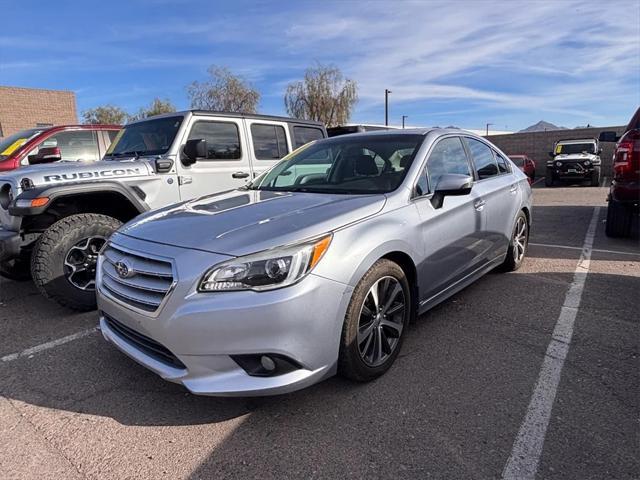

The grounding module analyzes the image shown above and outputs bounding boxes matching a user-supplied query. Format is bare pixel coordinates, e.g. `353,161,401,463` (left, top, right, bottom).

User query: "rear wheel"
31,213,122,311
605,199,632,238
338,259,411,382
499,211,528,272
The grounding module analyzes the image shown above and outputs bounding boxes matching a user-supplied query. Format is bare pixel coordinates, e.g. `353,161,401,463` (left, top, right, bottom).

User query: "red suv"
0,125,121,172
600,107,640,238
509,155,536,184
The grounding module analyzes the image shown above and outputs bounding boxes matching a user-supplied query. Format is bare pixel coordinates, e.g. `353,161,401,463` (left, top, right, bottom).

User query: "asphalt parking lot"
0,183,638,480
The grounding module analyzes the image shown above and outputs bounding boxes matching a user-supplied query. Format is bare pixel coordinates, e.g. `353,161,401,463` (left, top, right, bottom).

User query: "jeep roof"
127,110,325,127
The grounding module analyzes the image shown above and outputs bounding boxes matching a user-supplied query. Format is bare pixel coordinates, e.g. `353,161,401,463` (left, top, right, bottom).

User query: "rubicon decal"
44,168,142,182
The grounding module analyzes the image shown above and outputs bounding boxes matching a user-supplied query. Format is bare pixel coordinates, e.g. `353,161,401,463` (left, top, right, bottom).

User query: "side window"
40,131,99,162
495,151,510,173
466,138,499,179
251,124,289,160
425,136,471,191
188,121,241,160
293,126,324,149
107,130,120,143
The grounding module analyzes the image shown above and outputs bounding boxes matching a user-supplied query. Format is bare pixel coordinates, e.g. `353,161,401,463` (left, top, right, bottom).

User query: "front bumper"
97,234,354,396
548,164,595,179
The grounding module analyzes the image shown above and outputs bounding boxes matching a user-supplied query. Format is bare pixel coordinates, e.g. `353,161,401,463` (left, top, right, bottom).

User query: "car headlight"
583,160,591,166
555,161,562,167
199,234,332,292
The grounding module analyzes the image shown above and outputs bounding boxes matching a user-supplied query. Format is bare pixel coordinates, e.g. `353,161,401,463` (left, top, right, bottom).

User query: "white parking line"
531,177,545,186
1,327,98,363
502,207,600,480
529,242,640,257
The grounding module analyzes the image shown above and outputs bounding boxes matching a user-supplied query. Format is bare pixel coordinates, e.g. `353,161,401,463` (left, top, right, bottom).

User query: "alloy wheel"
357,276,406,367
64,236,106,291
513,216,527,263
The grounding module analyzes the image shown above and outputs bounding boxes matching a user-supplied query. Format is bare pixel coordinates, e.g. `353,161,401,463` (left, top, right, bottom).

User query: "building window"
36,123,54,128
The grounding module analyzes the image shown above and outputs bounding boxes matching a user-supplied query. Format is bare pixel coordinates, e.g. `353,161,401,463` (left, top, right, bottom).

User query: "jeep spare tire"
31,213,122,311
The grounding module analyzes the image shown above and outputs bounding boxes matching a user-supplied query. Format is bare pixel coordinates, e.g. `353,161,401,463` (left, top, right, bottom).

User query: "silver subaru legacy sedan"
96,129,532,396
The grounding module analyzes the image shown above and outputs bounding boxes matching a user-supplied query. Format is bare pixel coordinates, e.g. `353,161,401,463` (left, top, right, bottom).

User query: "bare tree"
130,98,176,121
82,105,129,125
187,66,261,113
284,65,358,127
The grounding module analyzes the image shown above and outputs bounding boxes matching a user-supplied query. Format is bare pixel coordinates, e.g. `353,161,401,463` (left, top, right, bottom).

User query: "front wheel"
338,259,411,382
31,213,122,311
605,199,632,238
590,166,601,187
499,211,529,272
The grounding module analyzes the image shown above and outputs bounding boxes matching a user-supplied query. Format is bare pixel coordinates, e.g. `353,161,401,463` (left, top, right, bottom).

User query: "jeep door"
414,135,486,304
176,116,252,201
244,119,291,179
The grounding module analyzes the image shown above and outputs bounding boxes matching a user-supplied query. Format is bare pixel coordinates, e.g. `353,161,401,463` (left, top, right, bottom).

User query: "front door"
176,117,252,201
415,136,486,303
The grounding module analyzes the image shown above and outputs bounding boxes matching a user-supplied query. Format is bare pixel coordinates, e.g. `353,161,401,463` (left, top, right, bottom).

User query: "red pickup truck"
600,107,640,238
0,124,120,172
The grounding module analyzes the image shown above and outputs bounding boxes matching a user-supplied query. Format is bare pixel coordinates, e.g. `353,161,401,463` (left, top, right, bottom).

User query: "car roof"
556,138,597,143
130,110,325,127
323,127,485,139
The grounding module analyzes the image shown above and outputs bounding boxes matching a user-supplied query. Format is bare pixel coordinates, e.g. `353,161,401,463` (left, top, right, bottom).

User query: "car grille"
104,314,186,369
100,243,174,313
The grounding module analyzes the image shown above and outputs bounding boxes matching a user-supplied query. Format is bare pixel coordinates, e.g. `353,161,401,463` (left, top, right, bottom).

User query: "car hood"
118,189,387,256
554,153,598,161
0,159,153,190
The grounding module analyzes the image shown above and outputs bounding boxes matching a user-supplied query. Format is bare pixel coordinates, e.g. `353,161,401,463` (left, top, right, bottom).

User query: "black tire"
0,255,32,281
338,259,411,382
31,213,122,311
590,166,601,187
499,211,529,272
545,174,554,187
605,199,632,238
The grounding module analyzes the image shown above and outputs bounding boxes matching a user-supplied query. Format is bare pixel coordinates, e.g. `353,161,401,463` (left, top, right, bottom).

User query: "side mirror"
598,131,618,143
548,151,555,158
182,138,207,165
431,174,473,209
597,148,603,155
28,146,62,164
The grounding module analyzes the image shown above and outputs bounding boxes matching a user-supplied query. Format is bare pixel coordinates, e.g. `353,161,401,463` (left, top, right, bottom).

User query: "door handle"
232,172,250,179
510,184,518,194
474,199,486,211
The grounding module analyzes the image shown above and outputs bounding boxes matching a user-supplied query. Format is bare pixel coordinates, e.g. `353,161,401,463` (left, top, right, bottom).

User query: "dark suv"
0,125,121,172
599,107,640,238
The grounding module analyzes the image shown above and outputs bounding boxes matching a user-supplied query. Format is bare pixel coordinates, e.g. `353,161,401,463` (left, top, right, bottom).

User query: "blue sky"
1,0,638,131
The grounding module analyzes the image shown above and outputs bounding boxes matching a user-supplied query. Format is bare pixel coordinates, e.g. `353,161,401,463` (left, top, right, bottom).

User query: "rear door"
464,137,519,261
244,119,291,179
176,116,252,200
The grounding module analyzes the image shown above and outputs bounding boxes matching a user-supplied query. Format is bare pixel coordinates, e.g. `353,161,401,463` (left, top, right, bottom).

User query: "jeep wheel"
605,199,632,238
545,174,554,187
590,166,601,187
0,255,32,281
31,213,122,311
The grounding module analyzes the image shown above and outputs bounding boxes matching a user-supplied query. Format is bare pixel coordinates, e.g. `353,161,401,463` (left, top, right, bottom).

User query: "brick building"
487,125,626,174
0,86,77,138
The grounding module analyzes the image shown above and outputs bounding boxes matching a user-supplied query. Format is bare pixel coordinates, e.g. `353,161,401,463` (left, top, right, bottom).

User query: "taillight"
613,130,640,180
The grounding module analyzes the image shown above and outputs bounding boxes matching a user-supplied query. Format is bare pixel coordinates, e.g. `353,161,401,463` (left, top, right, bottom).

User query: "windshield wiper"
109,151,145,159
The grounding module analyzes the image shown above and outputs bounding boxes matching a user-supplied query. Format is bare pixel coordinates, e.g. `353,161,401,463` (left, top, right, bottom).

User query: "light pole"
485,123,494,136
402,115,408,129
385,89,392,126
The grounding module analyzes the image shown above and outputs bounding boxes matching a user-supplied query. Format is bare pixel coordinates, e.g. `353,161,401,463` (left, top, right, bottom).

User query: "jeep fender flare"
8,181,149,217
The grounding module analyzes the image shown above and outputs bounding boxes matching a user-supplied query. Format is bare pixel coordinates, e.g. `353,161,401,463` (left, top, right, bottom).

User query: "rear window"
293,126,324,148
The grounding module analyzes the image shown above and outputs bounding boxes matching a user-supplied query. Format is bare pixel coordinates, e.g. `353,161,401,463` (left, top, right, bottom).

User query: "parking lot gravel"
0,184,638,480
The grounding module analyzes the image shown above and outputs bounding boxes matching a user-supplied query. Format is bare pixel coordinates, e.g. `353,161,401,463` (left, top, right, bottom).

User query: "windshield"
509,156,525,167
249,134,424,194
0,128,44,160
556,142,596,155
106,116,183,158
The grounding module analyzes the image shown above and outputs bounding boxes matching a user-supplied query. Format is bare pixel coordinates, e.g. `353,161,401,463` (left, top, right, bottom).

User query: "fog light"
260,355,276,372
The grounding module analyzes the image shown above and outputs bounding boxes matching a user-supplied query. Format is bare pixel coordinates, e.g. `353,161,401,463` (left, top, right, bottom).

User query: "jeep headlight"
199,234,332,292
583,160,591,166
555,161,562,167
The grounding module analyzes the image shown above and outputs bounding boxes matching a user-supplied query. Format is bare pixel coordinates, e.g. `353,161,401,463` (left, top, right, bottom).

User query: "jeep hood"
0,159,153,189
554,153,598,161
118,189,386,256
